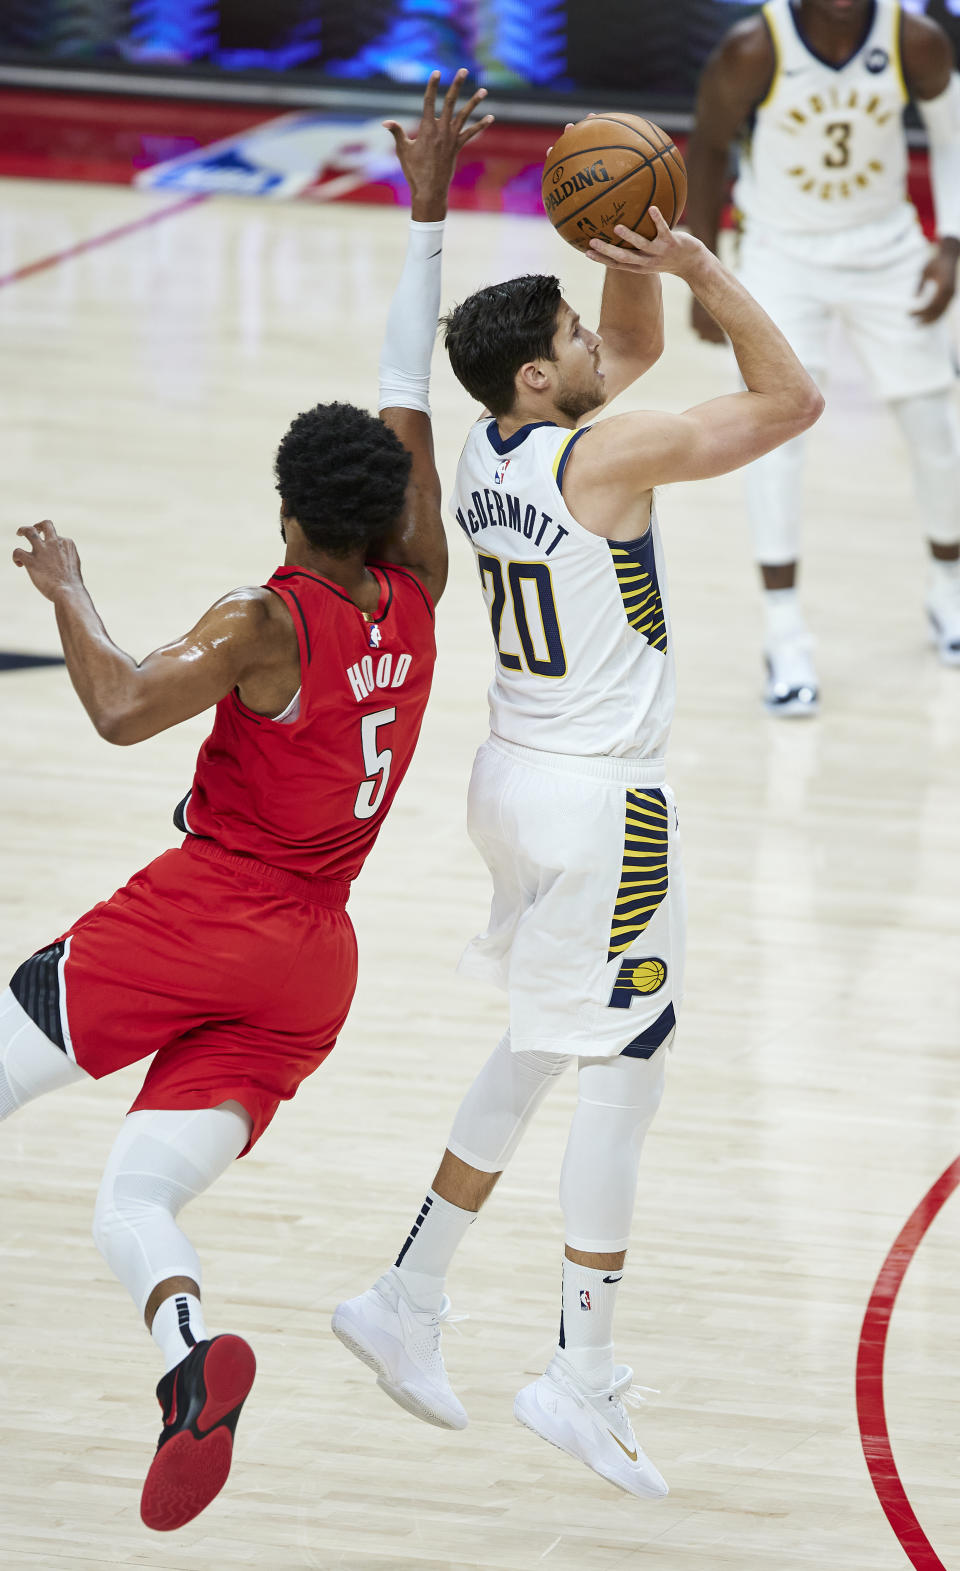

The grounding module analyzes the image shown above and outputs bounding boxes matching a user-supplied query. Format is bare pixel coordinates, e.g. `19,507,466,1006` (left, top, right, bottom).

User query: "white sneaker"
331,1268,468,1430
514,1356,668,1499
763,631,819,717
927,577,960,666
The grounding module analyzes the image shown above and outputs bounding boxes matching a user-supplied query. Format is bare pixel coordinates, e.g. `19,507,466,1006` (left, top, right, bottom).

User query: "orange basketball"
542,113,687,254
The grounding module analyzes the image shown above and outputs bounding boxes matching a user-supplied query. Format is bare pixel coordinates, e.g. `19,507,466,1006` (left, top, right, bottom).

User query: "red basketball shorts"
10,837,357,1153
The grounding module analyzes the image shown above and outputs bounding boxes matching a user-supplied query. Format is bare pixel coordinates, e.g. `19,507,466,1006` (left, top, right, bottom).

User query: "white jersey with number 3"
451,417,675,760
734,0,914,261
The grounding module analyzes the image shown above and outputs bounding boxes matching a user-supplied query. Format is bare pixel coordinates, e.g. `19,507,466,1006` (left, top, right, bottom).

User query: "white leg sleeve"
744,425,813,567
559,1043,669,1254
92,1105,251,1316
446,1031,571,1174
0,987,89,1120
889,390,960,549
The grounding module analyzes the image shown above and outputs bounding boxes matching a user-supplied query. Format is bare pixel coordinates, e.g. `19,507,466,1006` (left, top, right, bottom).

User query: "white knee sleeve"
889,391,960,549
446,1031,571,1174
559,1043,668,1253
92,1105,251,1315
0,987,88,1120
744,426,812,567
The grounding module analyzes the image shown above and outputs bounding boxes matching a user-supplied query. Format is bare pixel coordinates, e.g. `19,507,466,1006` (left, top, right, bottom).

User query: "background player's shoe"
926,578,960,666
514,1355,668,1499
140,1334,256,1532
763,631,819,717
331,1268,468,1430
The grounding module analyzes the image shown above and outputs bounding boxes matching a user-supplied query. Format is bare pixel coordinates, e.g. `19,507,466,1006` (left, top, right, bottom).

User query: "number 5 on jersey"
354,707,395,820
478,554,566,678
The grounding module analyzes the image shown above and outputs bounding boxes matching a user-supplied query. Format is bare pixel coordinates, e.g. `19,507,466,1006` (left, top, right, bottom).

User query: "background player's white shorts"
737,220,956,402
459,736,686,1059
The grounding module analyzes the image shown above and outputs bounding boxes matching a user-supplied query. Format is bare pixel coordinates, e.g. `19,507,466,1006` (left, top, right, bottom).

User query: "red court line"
856,1154,960,1571
0,191,209,290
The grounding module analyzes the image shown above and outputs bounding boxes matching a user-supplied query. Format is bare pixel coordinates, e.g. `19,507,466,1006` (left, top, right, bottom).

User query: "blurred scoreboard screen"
2,2,958,109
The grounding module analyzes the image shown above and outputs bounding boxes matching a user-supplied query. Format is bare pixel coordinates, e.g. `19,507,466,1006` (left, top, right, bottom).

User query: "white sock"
763,585,807,644
151,1292,209,1372
557,1259,621,1391
393,1189,476,1310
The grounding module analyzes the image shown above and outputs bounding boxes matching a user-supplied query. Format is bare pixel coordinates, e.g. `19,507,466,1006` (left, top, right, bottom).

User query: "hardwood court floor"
1,177,959,1571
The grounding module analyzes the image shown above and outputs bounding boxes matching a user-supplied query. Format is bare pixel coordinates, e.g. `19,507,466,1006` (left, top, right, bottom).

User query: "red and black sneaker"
140,1334,256,1532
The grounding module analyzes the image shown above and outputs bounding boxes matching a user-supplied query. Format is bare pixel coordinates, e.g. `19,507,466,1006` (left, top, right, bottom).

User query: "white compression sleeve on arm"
378,218,445,417
918,75,960,241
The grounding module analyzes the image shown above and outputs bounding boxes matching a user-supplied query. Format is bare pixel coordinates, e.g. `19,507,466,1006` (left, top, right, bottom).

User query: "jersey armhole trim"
892,6,909,104
553,426,591,495
368,560,436,621
757,3,782,110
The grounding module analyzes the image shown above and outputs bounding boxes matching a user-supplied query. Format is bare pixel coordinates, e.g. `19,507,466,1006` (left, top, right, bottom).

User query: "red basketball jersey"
175,562,436,881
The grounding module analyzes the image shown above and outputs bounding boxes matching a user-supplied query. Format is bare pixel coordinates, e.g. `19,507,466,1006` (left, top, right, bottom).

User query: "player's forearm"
597,268,663,373
52,583,143,742
682,135,729,254
378,219,444,419
685,252,822,421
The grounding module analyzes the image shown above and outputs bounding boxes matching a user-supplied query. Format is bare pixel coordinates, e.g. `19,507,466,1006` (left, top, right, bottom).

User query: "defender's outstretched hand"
585,209,707,282
13,519,83,602
383,69,493,222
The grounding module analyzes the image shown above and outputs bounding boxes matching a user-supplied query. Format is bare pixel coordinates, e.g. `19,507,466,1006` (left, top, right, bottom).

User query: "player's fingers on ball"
613,225,650,252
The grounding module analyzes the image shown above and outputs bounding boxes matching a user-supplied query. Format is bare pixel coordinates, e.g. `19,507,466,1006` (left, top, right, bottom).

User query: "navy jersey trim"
485,419,557,456
555,426,590,493
621,1001,676,1059
789,0,877,72
10,943,67,1054
368,561,435,622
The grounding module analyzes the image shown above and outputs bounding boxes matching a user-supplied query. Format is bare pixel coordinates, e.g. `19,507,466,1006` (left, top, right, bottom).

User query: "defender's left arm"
903,12,960,323
374,70,492,606
12,520,291,745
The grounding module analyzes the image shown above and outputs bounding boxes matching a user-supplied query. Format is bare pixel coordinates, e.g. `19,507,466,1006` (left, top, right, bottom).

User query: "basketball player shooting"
4,72,490,1533
685,0,960,714
332,141,823,1490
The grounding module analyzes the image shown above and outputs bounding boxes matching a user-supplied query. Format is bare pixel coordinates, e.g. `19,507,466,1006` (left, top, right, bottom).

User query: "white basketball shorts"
737,219,956,402
458,736,686,1059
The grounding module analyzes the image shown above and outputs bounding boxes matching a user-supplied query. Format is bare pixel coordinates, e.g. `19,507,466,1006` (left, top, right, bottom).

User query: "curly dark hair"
274,402,412,557
442,275,563,417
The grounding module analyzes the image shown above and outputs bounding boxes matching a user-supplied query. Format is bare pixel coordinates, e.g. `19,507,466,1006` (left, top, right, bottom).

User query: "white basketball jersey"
734,0,913,252
451,418,675,760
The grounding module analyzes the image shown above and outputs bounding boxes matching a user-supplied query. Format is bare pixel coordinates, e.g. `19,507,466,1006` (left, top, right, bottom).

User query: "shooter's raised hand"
383,69,493,223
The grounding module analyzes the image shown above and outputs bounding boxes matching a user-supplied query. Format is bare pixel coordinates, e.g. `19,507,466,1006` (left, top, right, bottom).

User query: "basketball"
542,113,687,253
631,958,667,994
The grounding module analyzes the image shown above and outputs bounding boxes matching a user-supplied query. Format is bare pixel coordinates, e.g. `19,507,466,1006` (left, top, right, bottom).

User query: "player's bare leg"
93,1101,256,1531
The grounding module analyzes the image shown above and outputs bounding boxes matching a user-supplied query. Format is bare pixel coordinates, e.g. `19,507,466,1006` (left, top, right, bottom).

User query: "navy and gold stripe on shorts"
608,788,669,962
609,542,668,653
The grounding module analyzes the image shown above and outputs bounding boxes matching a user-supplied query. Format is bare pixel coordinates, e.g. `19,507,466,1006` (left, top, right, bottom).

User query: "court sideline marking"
856,1154,960,1571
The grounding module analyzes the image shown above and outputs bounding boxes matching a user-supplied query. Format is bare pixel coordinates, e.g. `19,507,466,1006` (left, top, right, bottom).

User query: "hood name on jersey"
456,488,570,556
346,650,413,704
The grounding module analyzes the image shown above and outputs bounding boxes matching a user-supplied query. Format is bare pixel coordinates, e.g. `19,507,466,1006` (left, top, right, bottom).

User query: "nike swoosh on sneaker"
608,1430,638,1461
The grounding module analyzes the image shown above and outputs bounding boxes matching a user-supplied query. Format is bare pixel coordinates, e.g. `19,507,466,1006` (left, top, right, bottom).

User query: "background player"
333,179,822,1492
685,0,960,713
2,72,490,1533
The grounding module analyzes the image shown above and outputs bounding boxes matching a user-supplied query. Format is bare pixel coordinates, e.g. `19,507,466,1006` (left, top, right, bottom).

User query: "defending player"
2,73,490,1532
333,193,823,1491
685,0,960,713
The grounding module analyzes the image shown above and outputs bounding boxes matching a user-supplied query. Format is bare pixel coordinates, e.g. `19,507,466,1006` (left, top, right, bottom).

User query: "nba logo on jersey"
369,624,382,649
493,458,511,486
580,1289,592,1311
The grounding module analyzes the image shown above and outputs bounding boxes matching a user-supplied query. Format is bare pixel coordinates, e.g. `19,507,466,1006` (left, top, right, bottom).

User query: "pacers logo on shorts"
608,956,667,1009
